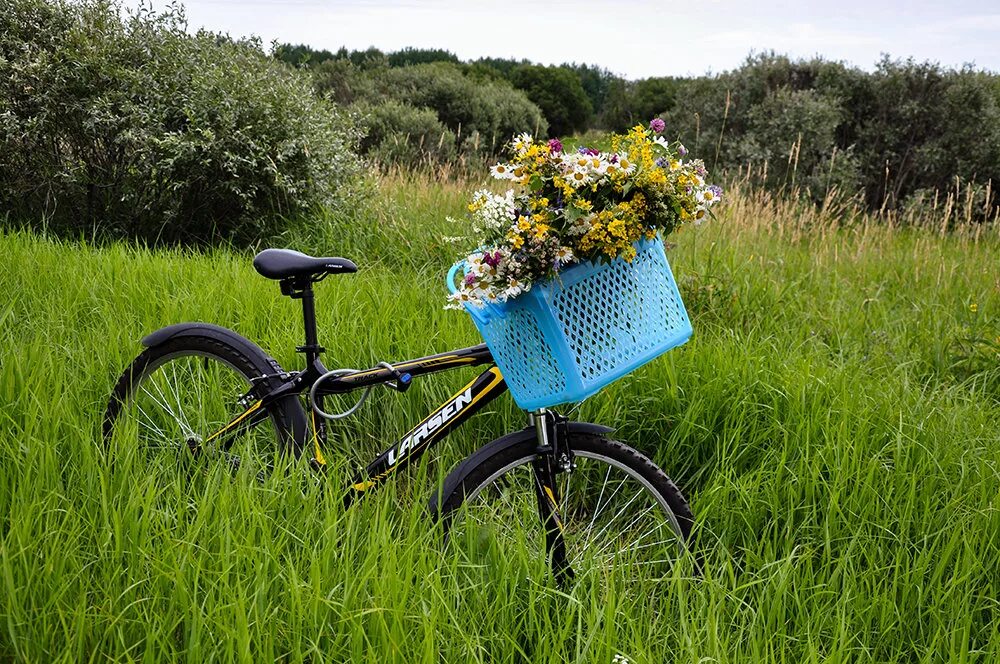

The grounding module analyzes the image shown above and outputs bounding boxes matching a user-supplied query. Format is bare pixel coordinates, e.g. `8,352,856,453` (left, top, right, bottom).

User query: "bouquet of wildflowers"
447,119,721,309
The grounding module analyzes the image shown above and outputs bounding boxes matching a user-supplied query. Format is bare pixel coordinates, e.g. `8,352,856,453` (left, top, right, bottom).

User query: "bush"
737,87,859,197
356,100,457,168
0,0,365,245
509,65,592,136
666,53,1000,215
376,63,547,150
312,59,378,105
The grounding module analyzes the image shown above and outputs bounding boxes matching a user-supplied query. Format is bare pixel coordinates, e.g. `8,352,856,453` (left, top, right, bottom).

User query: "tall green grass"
1,177,998,662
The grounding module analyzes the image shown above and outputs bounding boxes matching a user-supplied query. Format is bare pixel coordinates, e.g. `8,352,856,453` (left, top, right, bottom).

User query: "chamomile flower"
445,289,474,310
505,278,527,299
490,163,515,180
568,167,592,188
698,187,721,206
617,156,637,174
652,135,670,151
554,246,575,267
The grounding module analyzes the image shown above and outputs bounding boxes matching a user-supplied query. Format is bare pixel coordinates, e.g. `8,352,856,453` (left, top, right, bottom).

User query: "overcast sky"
125,0,1000,79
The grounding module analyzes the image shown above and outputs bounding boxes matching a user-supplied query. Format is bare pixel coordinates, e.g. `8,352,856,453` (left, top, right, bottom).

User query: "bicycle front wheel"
436,432,694,580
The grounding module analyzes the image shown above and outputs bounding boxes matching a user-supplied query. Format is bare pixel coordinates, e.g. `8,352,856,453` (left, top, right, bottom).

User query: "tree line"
278,45,1000,218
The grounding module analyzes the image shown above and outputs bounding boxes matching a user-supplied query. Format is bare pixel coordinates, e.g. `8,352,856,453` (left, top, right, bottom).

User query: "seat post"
281,277,324,363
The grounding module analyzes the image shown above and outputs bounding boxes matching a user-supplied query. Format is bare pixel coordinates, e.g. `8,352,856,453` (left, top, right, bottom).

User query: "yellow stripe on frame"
205,400,263,443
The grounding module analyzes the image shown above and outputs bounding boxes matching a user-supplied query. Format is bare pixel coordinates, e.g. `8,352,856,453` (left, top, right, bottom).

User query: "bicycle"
103,248,695,581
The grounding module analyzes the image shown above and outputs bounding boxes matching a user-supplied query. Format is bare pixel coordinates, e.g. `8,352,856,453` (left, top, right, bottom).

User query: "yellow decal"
311,410,326,466
205,400,263,443
543,484,565,531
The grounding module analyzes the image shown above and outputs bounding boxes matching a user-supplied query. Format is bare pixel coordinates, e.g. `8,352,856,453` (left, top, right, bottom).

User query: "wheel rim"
110,351,279,478
451,449,686,579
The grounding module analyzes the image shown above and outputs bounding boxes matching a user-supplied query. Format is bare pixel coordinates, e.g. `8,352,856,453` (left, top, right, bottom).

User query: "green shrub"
356,100,457,168
737,87,859,197
0,0,365,245
312,59,378,105
377,63,547,150
509,64,592,136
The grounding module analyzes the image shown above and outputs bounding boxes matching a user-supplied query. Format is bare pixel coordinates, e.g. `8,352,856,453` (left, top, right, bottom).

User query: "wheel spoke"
451,447,687,580
110,349,280,479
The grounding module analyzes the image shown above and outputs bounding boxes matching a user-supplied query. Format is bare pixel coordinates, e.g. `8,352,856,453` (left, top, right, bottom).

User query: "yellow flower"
970,303,978,313
645,169,667,186
517,216,531,232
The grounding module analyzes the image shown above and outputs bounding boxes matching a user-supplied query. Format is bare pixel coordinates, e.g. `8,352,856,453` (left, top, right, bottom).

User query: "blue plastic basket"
447,237,692,410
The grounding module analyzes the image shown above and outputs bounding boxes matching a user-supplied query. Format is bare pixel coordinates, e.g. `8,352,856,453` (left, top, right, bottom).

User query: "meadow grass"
1,175,998,662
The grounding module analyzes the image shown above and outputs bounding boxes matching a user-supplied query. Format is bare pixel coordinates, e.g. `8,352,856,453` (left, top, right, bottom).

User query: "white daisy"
490,163,515,180
568,167,591,188
555,246,575,264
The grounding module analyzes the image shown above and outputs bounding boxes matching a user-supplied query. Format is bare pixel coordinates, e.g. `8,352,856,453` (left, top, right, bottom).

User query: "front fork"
530,408,576,583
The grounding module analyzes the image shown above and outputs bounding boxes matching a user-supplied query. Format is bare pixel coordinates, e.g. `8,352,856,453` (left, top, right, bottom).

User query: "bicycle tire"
103,334,306,471
436,431,694,577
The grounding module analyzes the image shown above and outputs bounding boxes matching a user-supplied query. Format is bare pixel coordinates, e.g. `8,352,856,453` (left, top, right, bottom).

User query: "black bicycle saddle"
252,249,357,281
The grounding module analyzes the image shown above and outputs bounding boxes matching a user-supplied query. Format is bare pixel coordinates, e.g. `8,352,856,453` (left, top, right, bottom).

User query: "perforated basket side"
472,305,567,405
549,239,691,389
460,237,692,410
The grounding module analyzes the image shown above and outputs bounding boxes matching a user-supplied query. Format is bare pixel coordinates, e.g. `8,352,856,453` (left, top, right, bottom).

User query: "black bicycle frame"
202,270,512,505
197,273,573,577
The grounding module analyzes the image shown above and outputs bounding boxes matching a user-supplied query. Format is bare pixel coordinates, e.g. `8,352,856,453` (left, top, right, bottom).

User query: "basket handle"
446,260,466,295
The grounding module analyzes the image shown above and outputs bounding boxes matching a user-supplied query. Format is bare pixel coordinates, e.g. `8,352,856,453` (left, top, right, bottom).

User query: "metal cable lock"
309,362,404,421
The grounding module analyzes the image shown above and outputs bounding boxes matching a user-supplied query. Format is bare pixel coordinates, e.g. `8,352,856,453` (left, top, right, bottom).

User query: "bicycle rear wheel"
103,335,304,478
436,432,694,580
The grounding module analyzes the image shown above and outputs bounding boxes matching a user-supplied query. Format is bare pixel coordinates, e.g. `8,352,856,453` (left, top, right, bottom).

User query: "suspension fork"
530,408,575,583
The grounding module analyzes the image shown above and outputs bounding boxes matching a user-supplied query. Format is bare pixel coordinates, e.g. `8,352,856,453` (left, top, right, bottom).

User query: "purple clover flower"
649,118,666,133
609,154,619,164
464,273,476,285
547,138,563,154
483,250,502,268
678,144,689,157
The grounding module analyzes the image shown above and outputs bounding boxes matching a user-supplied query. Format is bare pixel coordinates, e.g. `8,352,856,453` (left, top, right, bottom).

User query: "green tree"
509,65,593,136
387,47,459,67
377,63,547,149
